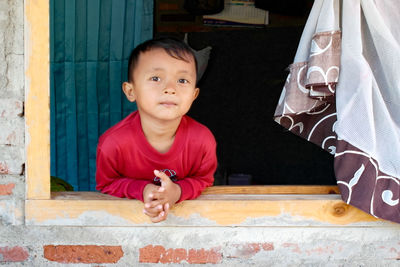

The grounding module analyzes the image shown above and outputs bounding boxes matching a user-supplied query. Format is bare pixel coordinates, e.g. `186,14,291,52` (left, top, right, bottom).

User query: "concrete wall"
0,1,400,266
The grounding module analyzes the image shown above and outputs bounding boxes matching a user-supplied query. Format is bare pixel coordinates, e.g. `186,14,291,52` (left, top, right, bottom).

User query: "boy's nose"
163,82,176,94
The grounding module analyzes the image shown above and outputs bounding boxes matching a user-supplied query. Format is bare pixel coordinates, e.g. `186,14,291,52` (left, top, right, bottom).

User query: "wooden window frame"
24,0,379,226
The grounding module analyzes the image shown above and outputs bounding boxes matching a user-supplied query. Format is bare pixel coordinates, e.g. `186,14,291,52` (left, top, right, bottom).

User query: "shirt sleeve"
175,134,217,202
95,140,151,202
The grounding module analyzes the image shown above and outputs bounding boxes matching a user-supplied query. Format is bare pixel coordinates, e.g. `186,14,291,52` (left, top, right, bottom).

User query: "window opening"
50,0,336,192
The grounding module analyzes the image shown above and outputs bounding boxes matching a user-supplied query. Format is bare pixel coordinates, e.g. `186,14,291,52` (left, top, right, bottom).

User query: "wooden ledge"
25,186,384,227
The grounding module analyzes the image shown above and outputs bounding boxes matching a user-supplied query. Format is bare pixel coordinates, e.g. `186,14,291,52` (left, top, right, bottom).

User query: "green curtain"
50,0,153,191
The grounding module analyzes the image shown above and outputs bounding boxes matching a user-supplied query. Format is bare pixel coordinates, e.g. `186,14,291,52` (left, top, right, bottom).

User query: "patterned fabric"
274,31,339,153
335,141,400,221
274,0,400,224
306,31,340,101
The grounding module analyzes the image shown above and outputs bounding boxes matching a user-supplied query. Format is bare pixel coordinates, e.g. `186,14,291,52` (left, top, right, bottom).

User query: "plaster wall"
0,1,399,266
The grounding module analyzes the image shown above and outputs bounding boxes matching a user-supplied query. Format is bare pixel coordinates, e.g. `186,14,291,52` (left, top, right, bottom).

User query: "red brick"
0,183,15,195
187,248,222,264
0,246,29,262
139,245,165,263
139,245,222,264
43,245,123,264
160,248,187,264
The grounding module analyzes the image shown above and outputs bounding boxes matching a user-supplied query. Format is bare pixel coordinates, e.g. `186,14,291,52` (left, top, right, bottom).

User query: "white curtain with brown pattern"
274,0,400,223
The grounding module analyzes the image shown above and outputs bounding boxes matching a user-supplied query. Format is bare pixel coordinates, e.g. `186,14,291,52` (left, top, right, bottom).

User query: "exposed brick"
139,245,188,264
187,248,222,264
160,248,187,264
0,183,15,195
43,245,123,264
0,246,29,262
139,245,222,264
226,243,274,259
139,245,165,263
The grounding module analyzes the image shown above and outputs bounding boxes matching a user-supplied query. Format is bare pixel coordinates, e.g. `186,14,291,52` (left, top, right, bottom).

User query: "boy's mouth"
160,101,177,107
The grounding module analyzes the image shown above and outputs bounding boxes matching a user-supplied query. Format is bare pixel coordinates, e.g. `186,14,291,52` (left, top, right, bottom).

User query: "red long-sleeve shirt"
95,111,217,202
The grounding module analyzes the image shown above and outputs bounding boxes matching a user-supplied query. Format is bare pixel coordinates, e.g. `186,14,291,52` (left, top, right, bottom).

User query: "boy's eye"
150,76,160,82
178,79,189,84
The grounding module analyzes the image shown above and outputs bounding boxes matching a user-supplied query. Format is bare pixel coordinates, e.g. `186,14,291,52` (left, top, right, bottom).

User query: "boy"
96,38,217,223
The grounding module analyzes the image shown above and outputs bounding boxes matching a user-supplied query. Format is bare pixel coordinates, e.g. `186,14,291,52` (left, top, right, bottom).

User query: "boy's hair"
127,37,198,83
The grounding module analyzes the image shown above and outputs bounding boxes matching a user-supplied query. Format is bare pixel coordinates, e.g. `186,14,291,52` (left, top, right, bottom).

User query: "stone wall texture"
0,0,24,229
0,1,399,266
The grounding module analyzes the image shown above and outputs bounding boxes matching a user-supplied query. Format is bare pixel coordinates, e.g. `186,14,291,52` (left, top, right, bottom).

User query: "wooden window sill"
25,186,382,227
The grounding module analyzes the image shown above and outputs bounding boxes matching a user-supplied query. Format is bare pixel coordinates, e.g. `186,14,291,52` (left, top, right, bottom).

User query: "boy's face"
123,48,199,124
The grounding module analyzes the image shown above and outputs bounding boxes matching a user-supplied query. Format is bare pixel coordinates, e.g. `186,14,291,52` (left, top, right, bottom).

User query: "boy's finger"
154,170,171,187
144,198,164,210
161,204,169,218
151,203,169,223
145,204,163,213
143,208,159,218
150,191,166,200
143,204,163,216
144,188,160,202
144,201,163,210
157,187,165,192
144,193,153,203
164,203,170,214
150,209,168,223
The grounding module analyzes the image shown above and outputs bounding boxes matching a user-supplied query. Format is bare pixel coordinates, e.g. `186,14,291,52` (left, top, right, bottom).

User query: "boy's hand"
151,170,182,207
142,170,182,223
143,184,169,223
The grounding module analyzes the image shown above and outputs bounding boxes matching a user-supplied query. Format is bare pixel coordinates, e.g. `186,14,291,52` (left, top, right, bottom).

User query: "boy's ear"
122,82,136,102
193,87,200,100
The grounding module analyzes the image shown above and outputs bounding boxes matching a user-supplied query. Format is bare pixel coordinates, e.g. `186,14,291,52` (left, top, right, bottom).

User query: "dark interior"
155,1,336,186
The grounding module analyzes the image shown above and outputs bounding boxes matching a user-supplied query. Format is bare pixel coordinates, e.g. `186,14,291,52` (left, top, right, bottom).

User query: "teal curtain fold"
50,0,153,191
